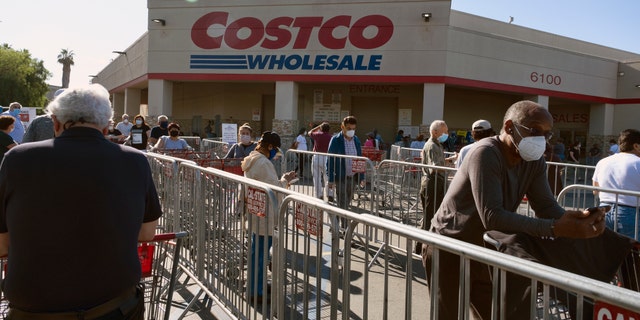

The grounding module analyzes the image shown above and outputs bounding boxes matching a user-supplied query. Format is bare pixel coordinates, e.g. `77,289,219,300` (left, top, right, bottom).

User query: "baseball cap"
472,119,492,131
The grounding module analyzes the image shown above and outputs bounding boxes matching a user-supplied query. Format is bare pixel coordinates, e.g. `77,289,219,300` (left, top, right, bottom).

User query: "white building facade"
93,0,640,150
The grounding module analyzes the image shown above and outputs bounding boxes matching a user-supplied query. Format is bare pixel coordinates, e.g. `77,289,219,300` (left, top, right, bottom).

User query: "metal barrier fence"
558,184,640,240
180,136,202,150
144,153,640,320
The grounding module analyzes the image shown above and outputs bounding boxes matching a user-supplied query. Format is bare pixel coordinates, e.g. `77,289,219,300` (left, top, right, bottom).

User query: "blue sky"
2,0,638,88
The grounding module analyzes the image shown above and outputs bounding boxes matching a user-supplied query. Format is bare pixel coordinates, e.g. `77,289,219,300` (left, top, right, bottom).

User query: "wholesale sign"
190,12,393,71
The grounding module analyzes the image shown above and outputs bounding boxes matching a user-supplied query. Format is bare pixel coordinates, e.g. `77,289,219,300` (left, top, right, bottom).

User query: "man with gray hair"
0,84,162,319
149,114,170,146
419,120,454,233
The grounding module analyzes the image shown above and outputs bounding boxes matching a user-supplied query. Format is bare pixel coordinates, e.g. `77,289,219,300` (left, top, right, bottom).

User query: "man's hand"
553,208,606,239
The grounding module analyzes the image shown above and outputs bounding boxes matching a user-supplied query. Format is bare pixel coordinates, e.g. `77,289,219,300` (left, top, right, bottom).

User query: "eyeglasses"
514,123,553,141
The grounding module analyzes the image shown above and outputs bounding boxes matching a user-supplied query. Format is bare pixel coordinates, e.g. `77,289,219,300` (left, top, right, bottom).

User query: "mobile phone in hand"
586,205,612,213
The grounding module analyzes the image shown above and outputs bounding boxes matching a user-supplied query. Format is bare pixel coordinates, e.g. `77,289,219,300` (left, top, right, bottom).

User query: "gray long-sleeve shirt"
431,136,564,246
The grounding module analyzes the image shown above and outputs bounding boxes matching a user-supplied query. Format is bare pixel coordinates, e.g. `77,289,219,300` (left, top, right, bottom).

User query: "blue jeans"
248,233,272,296
603,203,639,240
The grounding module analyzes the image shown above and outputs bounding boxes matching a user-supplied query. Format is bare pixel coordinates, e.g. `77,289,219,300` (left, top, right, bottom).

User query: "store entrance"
351,96,398,149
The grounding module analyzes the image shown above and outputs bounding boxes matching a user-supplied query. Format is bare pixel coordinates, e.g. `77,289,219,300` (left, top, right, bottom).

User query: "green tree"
0,44,51,108
57,48,74,88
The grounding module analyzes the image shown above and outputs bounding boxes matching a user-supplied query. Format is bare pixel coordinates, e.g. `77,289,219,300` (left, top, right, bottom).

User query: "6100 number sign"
530,72,561,86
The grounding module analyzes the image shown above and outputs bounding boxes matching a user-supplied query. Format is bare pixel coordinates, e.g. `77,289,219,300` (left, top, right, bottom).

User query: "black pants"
419,174,445,230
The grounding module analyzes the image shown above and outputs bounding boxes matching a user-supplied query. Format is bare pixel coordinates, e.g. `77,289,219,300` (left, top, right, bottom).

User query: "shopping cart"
362,146,386,163
140,231,188,320
195,158,244,175
0,232,188,320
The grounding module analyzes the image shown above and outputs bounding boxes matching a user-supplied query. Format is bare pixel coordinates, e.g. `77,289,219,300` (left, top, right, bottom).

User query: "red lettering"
191,11,229,49
191,12,394,50
263,17,294,49
580,114,589,123
291,17,323,49
225,17,264,49
349,15,393,49
318,15,351,49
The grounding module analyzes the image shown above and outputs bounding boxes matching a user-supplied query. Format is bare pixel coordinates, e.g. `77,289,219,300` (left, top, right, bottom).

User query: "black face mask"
160,122,169,129
170,131,179,137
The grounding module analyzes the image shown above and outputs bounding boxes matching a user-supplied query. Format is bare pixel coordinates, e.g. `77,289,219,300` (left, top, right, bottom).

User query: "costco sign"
190,12,393,71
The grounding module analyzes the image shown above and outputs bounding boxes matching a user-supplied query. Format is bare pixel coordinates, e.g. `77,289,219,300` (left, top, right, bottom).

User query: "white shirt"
456,143,477,168
592,152,640,207
296,134,308,151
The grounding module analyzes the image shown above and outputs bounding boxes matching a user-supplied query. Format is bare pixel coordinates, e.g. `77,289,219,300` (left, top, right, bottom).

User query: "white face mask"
123,119,129,124
512,125,546,161
240,134,251,144
345,129,355,138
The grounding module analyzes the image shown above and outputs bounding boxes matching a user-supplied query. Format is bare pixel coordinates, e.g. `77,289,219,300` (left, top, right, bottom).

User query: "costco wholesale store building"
93,0,640,149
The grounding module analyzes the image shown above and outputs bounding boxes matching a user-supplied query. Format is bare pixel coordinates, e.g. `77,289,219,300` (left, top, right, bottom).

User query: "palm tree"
57,49,75,88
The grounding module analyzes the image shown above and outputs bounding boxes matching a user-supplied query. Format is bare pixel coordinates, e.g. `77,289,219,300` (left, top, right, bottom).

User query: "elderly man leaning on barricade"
592,129,640,240
422,100,636,319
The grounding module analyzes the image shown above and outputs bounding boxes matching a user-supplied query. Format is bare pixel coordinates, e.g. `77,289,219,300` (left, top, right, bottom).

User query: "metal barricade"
179,136,202,151
546,161,596,195
146,153,194,233
558,184,640,240
374,160,455,229
274,194,640,320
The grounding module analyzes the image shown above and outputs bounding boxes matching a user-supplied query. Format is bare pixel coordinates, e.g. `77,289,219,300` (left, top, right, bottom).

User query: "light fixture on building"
88,75,97,78
618,72,625,76
151,19,166,26
112,51,126,55
421,13,432,22
635,84,640,88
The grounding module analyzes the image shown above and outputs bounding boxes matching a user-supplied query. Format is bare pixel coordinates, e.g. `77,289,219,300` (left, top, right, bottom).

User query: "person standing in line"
455,119,494,168
241,131,296,304
608,139,620,156
0,84,162,319
364,132,377,148
294,128,309,178
592,129,640,239
309,122,333,200
553,137,566,161
152,123,192,151
223,123,257,159
419,120,455,233
23,89,62,143
116,114,133,137
423,100,611,319
587,143,602,166
105,119,125,143
327,116,364,229
148,115,169,146
568,141,581,163
126,114,151,151
0,116,17,163
1,102,25,144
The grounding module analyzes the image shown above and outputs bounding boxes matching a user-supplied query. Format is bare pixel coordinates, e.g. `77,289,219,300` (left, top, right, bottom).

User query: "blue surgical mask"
268,149,277,160
438,133,449,143
10,109,20,117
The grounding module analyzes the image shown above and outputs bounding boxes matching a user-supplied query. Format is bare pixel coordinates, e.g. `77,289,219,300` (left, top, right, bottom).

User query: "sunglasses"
514,123,553,141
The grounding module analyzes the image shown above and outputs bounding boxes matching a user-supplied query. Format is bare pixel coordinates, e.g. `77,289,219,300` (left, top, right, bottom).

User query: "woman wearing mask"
152,123,192,151
105,119,125,143
223,123,257,159
0,115,17,163
126,114,151,151
241,131,296,304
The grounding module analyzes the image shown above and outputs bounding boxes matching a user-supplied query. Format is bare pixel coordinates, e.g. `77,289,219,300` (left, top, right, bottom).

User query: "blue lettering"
285,55,302,69
354,55,367,70
247,55,270,69
326,55,340,70
369,55,382,70
301,55,314,70
338,55,354,70
269,55,287,69
314,55,327,70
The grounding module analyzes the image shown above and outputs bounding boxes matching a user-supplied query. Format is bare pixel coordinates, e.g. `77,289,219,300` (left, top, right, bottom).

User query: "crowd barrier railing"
145,153,640,319
546,161,596,195
558,184,640,240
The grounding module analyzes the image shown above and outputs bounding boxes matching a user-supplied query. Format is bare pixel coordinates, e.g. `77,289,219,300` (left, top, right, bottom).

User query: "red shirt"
310,131,333,153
